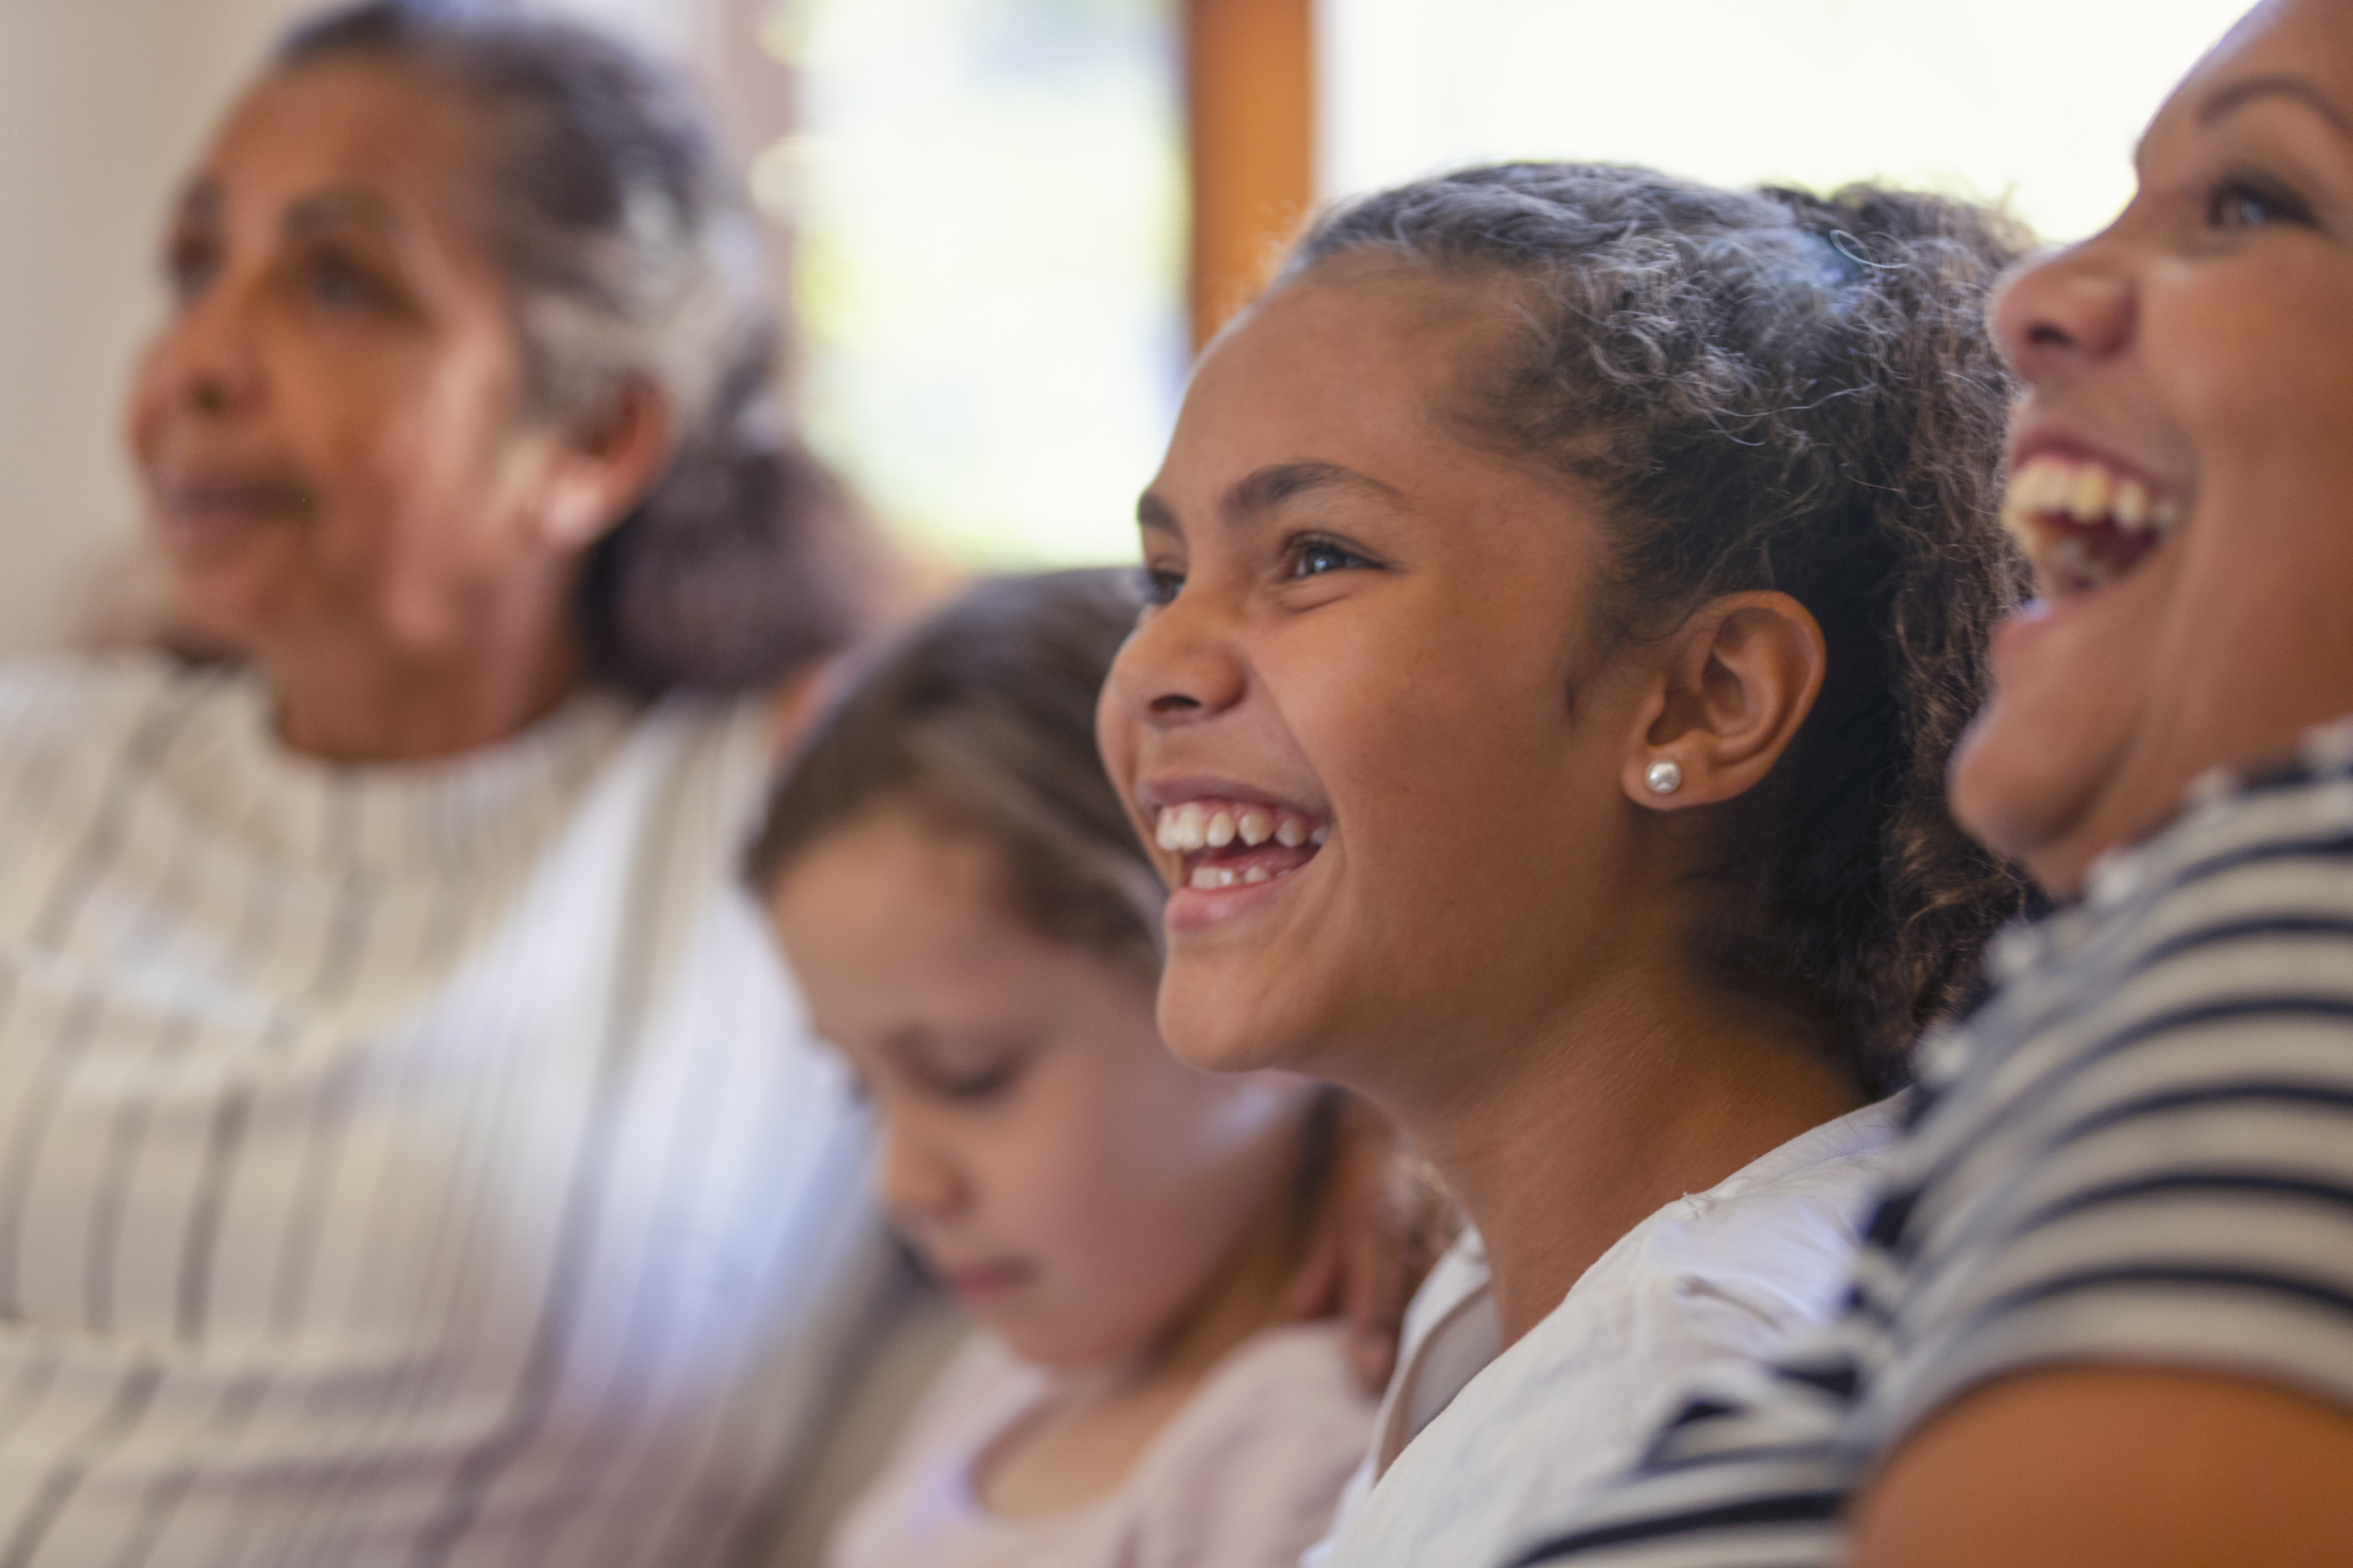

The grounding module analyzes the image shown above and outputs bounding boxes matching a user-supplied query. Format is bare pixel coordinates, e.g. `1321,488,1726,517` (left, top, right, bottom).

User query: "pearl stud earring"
1644,759,1682,796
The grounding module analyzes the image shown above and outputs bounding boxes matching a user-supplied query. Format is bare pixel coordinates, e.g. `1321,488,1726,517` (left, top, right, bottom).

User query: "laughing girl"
1096,166,2031,1563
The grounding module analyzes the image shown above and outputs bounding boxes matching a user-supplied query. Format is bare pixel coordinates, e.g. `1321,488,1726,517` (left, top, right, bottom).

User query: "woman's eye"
167,239,218,304
1141,565,1184,607
1287,537,1374,580
304,252,386,312
2205,174,2312,233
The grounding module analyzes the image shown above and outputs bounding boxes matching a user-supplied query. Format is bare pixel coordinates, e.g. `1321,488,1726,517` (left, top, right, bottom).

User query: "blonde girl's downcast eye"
918,1052,1025,1104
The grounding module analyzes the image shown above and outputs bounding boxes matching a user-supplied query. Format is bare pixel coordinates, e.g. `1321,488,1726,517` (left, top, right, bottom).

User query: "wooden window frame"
1183,0,1315,351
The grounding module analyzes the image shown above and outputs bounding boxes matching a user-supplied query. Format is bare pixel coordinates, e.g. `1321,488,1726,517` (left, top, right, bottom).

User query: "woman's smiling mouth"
1999,451,2185,596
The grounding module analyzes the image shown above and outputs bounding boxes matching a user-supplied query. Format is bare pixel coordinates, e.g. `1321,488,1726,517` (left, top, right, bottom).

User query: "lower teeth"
1192,863,1286,891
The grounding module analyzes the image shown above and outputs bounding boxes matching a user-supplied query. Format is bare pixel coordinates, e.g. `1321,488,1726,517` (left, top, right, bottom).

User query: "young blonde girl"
750,569,1374,1568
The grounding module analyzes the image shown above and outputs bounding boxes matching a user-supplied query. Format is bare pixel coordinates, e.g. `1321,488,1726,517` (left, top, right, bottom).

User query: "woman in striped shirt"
1517,1,2353,1562
0,4,891,1564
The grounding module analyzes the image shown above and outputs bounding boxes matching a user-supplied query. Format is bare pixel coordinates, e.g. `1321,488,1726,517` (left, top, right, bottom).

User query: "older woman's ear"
536,377,674,552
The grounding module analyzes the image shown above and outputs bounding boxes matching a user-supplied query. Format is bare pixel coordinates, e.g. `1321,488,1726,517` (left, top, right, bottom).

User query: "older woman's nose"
158,280,267,419
1993,242,2136,383
1104,591,1249,728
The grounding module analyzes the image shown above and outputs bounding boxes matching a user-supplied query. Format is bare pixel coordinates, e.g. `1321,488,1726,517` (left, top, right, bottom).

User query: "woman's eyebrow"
2199,73,2353,137
281,186,399,239
175,180,224,225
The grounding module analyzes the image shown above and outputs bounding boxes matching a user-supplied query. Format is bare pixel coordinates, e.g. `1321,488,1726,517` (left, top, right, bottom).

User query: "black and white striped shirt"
0,656,882,1568
1512,718,2353,1567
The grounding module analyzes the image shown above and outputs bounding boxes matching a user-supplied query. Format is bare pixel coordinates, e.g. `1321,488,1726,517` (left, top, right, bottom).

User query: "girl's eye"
2205,173,2313,233
925,1058,1022,1103
1287,537,1374,580
1141,565,1184,607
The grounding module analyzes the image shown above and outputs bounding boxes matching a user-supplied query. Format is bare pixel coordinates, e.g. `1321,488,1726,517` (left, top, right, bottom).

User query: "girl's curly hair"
1284,164,2035,1096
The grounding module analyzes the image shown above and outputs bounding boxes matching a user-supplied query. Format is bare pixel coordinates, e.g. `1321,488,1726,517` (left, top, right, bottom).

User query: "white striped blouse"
1511,717,2353,1567
0,655,882,1568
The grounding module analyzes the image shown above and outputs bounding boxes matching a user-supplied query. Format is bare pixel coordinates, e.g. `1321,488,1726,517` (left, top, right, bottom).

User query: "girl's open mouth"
1999,452,2184,598
1151,797,1328,891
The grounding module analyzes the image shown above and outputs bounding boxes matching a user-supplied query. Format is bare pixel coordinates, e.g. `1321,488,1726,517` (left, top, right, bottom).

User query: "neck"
1369,965,1863,1349
252,574,588,764
1122,1159,1302,1399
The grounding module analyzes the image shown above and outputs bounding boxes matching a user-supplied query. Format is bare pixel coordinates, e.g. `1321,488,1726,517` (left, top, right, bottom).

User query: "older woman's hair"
279,0,874,692
747,569,1162,976
1285,166,2033,1095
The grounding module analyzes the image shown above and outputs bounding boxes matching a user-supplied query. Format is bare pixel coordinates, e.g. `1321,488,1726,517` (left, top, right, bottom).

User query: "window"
770,0,1186,570
1318,0,2255,242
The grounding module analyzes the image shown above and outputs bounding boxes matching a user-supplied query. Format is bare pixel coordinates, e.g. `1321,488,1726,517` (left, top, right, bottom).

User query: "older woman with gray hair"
0,4,888,1563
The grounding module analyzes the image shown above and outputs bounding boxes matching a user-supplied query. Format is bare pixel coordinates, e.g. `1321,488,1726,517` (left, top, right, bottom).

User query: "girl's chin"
1155,996,1303,1079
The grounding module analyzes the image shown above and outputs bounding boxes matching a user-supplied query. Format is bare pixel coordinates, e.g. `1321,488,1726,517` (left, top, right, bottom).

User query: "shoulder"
1122,1324,1374,1568
0,652,213,819
885,1330,1041,1463
1601,1098,1906,1352
0,650,184,745
1856,756,2353,1453
1160,1321,1378,1452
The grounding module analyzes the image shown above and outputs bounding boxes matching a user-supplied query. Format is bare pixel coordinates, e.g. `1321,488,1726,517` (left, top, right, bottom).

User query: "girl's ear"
532,376,676,553
1618,590,1827,811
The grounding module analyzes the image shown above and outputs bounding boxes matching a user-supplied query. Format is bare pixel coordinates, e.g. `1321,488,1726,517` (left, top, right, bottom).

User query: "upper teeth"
2001,454,2181,542
1153,799,1325,856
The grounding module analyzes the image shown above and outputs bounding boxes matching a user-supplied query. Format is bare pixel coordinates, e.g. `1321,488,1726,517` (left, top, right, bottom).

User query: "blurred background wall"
0,0,2254,653
0,0,315,652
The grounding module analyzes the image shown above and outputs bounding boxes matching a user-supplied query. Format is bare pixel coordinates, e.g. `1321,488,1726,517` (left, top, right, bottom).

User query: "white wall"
0,0,319,651
1317,0,2253,245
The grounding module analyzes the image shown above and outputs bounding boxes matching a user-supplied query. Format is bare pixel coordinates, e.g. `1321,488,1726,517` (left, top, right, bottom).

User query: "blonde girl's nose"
871,1118,965,1228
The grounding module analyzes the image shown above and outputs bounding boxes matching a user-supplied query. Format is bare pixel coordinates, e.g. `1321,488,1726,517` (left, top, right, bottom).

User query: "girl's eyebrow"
1136,460,1406,538
1224,460,1405,521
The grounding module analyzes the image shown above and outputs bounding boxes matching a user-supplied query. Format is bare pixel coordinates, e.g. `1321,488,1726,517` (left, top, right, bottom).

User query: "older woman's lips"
154,479,310,552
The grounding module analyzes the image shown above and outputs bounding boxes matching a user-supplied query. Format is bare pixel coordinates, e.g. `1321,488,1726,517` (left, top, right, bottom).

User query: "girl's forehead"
1168,267,1515,488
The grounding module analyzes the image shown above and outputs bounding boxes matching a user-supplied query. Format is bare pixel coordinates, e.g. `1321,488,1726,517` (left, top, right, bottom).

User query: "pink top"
826,1321,1374,1568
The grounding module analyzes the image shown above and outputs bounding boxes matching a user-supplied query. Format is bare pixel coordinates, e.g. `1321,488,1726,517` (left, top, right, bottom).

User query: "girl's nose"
871,1120,964,1229
1993,240,2136,384
1103,590,1248,730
